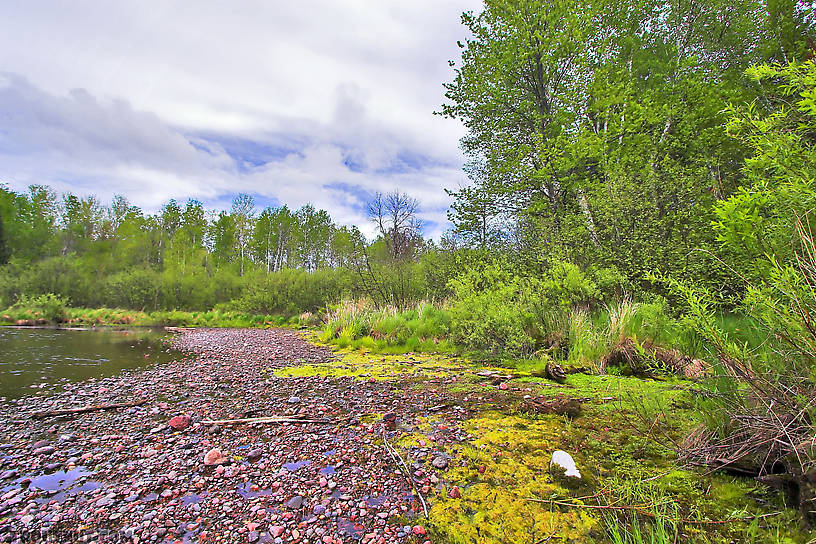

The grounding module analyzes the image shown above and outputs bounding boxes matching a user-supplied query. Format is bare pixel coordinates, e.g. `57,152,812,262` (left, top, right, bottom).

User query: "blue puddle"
181,491,208,506
237,482,274,499
319,465,336,476
1,467,103,504
283,460,310,472
364,494,387,507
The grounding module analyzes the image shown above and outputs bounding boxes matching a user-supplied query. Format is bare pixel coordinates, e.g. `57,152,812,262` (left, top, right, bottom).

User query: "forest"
1,0,816,541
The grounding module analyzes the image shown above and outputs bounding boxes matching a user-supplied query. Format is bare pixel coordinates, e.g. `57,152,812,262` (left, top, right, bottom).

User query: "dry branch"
201,416,334,425
31,399,148,419
381,427,429,518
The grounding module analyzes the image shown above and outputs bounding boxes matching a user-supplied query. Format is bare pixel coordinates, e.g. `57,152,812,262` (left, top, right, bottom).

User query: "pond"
0,327,178,399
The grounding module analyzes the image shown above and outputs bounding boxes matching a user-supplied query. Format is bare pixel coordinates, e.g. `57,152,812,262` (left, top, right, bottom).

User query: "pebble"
0,328,464,543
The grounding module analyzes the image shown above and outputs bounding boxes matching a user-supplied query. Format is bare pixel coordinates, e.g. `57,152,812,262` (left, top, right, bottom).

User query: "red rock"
269,526,285,537
413,525,426,536
499,382,508,390
168,415,191,431
448,486,461,499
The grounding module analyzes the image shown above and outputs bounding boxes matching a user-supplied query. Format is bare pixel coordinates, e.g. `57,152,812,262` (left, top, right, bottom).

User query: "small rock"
286,495,304,509
204,448,227,466
246,448,263,461
269,526,285,537
431,455,448,470
288,396,300,404
550,450,581,478
168,415,191,431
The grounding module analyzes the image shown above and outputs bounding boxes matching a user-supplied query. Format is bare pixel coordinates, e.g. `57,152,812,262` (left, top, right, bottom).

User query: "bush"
10,293,69,322
447,264,537,356
104,268,160,310
540,261,600,308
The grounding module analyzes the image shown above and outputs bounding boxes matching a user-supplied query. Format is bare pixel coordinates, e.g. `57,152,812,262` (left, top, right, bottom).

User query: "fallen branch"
31,399,148,419
381,427,429,518
201,416,334,425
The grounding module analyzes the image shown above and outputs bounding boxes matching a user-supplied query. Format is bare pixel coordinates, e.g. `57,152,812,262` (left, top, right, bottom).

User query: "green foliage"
447,263,538,356
6,293,69,322
715,61,816,283
232,268,352,316
540,261,599,308
104,268,161,310
319,300,455,354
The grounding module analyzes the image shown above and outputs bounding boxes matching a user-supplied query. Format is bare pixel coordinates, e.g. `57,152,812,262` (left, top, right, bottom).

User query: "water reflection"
0,327,178,398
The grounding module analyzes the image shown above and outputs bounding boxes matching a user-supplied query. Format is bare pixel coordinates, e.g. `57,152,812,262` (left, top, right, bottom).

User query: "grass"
273,339,802,543
0,305,320,329
318,300,456,354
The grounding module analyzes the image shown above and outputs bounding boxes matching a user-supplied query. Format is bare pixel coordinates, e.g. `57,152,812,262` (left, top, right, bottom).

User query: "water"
0,327,178,399
282,460,310,472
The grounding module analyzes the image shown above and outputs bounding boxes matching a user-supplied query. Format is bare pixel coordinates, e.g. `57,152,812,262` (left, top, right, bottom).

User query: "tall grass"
319,299,455,353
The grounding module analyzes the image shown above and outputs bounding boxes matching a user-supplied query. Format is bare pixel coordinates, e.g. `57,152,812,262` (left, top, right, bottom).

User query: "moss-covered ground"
288,340,803,543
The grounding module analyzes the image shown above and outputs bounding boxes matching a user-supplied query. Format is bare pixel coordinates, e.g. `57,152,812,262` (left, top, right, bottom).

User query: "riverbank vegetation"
2,0,816,539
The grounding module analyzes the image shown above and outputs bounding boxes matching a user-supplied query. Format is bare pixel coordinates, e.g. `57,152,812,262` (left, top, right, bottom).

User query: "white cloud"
0,0,480,239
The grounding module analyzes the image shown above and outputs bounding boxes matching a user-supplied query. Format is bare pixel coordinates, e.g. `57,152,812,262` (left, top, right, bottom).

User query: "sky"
0,0,481,238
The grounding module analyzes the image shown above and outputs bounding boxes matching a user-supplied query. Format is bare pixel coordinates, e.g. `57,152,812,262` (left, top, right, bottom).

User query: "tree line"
0,186,444,313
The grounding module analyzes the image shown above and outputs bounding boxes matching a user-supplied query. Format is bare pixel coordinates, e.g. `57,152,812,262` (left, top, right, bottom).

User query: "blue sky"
0,1,481,238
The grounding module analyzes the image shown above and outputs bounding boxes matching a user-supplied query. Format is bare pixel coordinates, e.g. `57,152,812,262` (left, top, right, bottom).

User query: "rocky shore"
0,328,464,543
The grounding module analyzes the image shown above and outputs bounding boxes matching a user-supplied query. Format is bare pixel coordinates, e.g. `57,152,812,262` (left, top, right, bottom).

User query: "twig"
31,399,148,419
201,416,334,425
381,427,429,518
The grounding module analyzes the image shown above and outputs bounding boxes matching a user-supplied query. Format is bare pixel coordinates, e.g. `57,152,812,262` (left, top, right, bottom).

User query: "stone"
246,448,263,461
168,415,191,431
431,455,448,470
204,448,227,466
550,450,581,478
286,495,304,509
34,446,55,455
288,396,300,404
269,526,285,537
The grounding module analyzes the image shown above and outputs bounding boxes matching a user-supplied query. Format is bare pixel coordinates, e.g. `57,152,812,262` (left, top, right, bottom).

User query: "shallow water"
0,327,178,399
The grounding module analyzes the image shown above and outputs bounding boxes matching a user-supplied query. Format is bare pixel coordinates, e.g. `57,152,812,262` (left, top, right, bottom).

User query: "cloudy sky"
0,1,481,237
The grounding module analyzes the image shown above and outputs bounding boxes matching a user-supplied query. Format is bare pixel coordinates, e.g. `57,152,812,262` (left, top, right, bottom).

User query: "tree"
0,206,9,265
231,193,256,276
367,191,423,260
210,211,236,269
441,0,796,288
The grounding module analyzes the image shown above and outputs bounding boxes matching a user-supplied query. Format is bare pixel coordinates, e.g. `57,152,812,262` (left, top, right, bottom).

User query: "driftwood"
381,427,429,518
201,416,334,425
601,338,708,379
31,399,148,419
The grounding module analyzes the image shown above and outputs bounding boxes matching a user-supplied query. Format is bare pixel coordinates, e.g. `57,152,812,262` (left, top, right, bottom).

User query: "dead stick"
202,417,334,425
31,399,148,419
381,428,429,518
